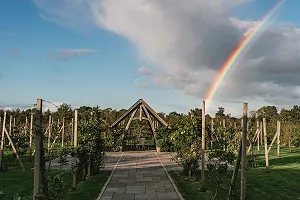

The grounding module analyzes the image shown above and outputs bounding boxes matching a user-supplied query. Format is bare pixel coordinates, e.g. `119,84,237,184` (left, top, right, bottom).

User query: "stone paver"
99,151,182,200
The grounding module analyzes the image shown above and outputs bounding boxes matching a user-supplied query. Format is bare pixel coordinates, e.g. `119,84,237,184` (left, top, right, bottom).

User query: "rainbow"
205,0,285,104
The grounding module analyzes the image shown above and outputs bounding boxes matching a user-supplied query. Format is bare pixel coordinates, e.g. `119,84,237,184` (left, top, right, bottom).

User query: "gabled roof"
110,99,168,134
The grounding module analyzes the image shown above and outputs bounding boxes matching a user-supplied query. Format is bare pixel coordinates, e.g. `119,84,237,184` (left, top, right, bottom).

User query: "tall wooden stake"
257,121,260,152
263,118,269,172
47,115,52,151
241,103,248,200
201,100,205,185
229,140,242,197
72,110,78,190
25,117,28,135
71,118,74,144
29,113,33,162
277,121,280,157
0,111,6,171
210,119,214,150
62,117,65,148
260,121,263,145
34,99,42,199
9,115,12,135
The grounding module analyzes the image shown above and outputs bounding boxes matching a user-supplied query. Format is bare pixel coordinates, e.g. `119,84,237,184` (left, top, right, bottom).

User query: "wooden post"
263,118,269,172
241,103,247,200
260,121,263,145
47,115,52,151
25,117,28,135
229,140,242,197
34,99,42,199
277,121,280,157
72,110,78,190
71,118,74,144
29,113,33,162
257,121,260,152
62,117,65,148
9,115,12,135
211,119,214,150
201,100,205,185
13,117,16,127
0,111,6,171
139,105,142,121
223,118,226,151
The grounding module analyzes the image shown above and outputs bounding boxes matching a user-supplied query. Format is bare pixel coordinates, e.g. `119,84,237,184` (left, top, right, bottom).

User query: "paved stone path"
98,151,182,200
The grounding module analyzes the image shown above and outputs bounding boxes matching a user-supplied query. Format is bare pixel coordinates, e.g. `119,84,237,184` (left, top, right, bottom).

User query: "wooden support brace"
141,105,155,135
263,118,269,171
126,109,138,130
4,127,25,172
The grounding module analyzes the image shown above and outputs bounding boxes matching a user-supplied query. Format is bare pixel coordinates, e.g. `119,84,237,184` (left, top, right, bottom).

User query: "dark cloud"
33,0,300,111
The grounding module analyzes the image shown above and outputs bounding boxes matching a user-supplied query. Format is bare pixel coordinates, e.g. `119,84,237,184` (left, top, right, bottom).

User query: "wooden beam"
111,99,142,127
4,127,25,171
111,98,169,129
139,105,142,121
133,117,148,121
141,105,155,135
126,109,138,130
267,121,280,154
142,100,168,127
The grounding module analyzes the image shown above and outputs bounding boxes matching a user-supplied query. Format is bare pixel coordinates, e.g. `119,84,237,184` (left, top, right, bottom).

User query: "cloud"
33,0,300,113
43,101,63,112
0,103,34,110
137,66,152,76
47,49,99,61
134,81,149,88
6,49,20,55
0,102,66,113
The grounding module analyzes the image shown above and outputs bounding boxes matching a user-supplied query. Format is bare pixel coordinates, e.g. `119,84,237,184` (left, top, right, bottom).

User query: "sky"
0,0,300,116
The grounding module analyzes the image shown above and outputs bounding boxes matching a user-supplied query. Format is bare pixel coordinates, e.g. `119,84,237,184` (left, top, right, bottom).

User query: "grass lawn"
170,147,300,200
62,171,110,200
0,155,110,200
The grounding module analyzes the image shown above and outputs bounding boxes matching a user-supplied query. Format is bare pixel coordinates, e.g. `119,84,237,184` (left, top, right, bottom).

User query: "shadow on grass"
170,147,300,200
0,155,110,200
